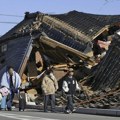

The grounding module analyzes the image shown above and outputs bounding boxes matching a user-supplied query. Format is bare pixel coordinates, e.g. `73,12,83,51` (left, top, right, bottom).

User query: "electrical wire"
0,21,18,24
0,14,23,36
0,13,23,17
0,14,22,24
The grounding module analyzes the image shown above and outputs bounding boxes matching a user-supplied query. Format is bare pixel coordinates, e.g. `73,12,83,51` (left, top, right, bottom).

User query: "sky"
0,0,120,36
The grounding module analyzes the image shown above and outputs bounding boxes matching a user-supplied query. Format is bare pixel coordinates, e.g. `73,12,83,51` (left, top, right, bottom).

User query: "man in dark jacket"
62,68,80,114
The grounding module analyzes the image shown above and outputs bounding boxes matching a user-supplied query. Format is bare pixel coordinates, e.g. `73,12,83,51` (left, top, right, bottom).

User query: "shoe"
0,108,6,111
72,108,76,112
19,109,24,112
65,110,72,114
51,110,57,113
44,110,48,113
7,108,12,111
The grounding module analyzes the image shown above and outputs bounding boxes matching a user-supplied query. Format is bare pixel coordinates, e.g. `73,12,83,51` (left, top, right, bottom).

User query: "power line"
0,22,18,24
0,13,23,18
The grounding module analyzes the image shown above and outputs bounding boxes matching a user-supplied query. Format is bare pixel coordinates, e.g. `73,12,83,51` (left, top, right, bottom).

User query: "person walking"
62,68,80,114
41,67,58,112
0,66,21,111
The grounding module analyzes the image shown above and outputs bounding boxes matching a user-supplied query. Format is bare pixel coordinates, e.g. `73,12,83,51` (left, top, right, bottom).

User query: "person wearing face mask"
62,68,80,114
41,66,58,113
0,66,21,111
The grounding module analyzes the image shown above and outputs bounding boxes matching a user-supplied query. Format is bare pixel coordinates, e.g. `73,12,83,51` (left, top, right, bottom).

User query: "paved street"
0,109,119,120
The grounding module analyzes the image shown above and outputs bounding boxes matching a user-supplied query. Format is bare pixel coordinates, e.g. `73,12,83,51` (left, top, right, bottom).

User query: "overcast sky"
0,0,120,36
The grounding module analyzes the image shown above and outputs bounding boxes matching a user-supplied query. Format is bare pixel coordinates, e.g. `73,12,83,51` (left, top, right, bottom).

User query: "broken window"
0,44,7,53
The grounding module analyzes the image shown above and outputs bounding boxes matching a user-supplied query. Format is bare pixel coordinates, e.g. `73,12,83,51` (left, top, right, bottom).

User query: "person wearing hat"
62,68,80,114
41,66,58,112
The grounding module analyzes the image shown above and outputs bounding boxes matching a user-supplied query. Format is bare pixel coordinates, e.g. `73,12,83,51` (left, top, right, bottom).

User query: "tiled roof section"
0,12,41,41
0,19,33,41
0,35,32,80
1,10,120,43
91,14,120,25
52,11,120,38
40,23,87,52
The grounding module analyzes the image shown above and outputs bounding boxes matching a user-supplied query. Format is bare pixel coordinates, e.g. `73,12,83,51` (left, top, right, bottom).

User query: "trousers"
44,94,55,112
1,91,14,109
65,95,74,111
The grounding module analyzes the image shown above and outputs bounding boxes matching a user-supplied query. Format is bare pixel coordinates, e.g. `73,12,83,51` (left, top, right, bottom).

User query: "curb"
24,104,120,117
76,108,120,116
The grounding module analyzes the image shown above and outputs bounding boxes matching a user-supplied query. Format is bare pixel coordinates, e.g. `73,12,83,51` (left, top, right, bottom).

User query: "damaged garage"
0,10,120,109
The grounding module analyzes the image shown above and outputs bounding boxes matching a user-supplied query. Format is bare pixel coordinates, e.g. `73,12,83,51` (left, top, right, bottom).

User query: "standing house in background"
0,10,120,108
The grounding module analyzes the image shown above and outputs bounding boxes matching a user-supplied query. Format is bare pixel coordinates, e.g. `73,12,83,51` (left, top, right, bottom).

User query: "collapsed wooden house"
0,10,120,109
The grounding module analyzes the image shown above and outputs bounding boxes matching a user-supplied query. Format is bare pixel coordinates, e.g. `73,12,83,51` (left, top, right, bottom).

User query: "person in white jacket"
0,66,21,111
62,68,80,114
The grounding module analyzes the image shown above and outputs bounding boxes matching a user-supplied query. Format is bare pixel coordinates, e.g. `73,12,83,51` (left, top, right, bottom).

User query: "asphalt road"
0,109,119,120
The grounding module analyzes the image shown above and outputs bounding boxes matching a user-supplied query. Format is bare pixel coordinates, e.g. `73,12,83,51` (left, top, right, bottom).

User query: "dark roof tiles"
0,35,32,80
52,11,120,38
